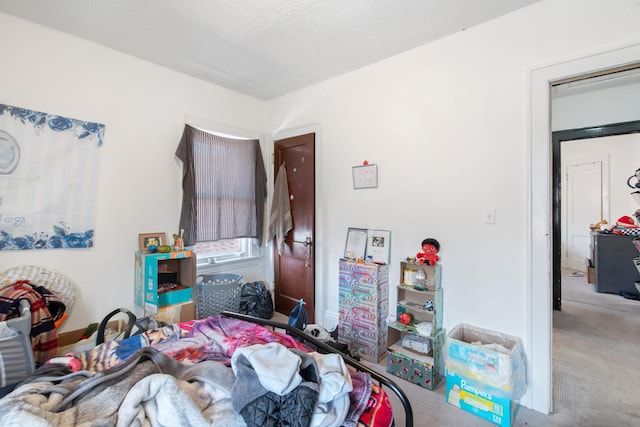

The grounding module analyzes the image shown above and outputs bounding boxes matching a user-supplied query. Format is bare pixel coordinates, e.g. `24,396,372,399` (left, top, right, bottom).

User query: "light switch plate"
484,208,496,224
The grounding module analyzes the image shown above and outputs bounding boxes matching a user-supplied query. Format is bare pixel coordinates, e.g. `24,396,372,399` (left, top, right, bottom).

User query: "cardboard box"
386,328,444,390
158,272,178,284
445,324,526,398
400,262,442,290
156,301,195,324
387,348,436,390
158,285,192,306
446,367,519,427
586,259,595,284
134,250,196,314
338,260,388,362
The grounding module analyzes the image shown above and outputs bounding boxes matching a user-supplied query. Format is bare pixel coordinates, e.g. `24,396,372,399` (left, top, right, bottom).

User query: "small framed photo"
344,227,368,259
139,232,167,252
366,229,391,264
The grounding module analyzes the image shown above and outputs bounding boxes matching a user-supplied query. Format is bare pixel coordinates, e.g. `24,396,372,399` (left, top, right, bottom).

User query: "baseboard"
322,310,338,330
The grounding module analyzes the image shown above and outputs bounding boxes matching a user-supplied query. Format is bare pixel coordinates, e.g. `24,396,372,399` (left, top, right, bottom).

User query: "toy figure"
173,229,185,252
416,238,439,265
146,238,159,253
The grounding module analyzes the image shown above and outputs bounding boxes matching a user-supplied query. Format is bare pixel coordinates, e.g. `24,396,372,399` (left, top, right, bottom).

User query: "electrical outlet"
484,208,496,224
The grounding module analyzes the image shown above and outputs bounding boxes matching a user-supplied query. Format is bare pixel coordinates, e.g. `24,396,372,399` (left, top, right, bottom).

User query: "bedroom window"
194,237,260,268
176,124,266,268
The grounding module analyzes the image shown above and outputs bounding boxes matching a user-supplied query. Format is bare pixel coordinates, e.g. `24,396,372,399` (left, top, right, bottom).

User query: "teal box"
445,367,519,427
134,250,195,314
158,286,192,306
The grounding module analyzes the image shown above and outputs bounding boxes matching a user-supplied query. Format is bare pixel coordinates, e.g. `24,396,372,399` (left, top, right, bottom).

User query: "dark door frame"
552,119,640,310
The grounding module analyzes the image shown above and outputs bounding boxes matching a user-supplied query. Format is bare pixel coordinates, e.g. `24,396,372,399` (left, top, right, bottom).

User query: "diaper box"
445,367,519,427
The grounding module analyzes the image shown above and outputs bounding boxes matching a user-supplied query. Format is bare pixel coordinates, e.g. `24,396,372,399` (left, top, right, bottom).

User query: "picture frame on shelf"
139,232,167,252
344,227,391,264
344,227,368,259
366,229,391,264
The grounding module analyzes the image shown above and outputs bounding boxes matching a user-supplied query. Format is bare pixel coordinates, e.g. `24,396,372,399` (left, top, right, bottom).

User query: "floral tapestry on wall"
0,103,104,250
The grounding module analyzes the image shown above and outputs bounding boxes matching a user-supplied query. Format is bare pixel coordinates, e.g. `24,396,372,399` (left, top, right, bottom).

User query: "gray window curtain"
176,124,267,246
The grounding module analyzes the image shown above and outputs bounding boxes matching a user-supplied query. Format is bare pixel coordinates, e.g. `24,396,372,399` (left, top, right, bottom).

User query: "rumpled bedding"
74,315,311,372
230,343,354,427
0,315,387,427
0,347,244,427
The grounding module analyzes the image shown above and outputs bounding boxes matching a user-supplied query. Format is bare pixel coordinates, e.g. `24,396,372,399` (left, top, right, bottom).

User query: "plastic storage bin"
195,274,243,318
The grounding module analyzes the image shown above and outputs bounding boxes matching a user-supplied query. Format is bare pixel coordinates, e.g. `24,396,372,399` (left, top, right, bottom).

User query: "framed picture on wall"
352,164,378,189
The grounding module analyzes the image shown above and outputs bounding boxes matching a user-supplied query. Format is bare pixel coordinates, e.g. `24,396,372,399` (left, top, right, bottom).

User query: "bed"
0,310,413,427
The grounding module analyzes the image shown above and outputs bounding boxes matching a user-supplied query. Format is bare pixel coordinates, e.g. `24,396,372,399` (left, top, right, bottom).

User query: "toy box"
156,301,195,324
386,328,444,390
445,323,526,399
446,367,519,427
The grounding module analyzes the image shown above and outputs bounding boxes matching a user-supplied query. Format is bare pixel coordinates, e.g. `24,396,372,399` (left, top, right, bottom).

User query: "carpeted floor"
284,270,640,426
548,270,640,426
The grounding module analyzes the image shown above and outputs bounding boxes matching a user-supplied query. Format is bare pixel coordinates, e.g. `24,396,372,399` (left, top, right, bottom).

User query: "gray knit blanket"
0,347,246,426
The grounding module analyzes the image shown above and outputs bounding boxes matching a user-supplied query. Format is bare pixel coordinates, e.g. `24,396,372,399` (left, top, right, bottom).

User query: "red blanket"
0,280,66,363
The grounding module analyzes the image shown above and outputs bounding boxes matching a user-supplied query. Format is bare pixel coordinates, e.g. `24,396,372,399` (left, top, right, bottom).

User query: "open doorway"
552,121,640,311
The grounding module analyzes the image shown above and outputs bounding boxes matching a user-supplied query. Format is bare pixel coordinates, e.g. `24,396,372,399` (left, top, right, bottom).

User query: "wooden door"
273,133,315,322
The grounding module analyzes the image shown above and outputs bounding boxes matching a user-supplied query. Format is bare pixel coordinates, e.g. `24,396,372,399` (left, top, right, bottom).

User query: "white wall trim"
530,41,640,414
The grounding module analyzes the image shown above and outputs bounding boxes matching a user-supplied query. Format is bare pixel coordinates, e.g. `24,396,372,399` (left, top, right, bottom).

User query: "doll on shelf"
416,238,440,265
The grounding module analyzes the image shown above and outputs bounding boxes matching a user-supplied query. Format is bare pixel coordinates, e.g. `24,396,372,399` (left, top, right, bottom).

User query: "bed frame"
222,311,414,427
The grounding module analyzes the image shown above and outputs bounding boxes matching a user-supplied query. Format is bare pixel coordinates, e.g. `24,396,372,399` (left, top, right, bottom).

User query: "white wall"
552,81,640,131
267,0,640,412
0,13,268,332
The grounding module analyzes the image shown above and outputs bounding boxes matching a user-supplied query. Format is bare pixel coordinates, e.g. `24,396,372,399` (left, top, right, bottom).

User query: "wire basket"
195,273,243,319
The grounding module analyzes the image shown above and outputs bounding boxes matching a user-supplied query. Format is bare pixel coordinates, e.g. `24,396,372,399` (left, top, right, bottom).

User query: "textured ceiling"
0,0,542,100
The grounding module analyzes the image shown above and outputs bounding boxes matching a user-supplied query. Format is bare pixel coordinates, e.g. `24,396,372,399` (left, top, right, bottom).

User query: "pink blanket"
73,315,310,371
